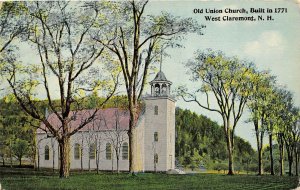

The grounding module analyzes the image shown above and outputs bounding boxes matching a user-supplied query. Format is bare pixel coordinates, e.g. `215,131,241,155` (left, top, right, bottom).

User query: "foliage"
175,108,255,171
0,94,37,166
178,49,256,174
12,138,29,166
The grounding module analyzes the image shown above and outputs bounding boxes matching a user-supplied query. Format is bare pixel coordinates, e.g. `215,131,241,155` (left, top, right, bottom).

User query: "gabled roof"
37,108,129,134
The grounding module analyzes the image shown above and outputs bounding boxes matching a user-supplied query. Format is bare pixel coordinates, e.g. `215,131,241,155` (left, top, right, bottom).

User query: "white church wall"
37,131,130,171
36,134,59,169
135,115,145,172
145,97,175,171
166,99,176,170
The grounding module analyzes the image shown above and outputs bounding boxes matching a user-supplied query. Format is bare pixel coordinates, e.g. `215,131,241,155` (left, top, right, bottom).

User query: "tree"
274,87,294,175
0,2,29,95
103,109,128,173
247,70,276,175
0,94,36,167
283,106,299,176
91,0,203,173
6,2,118,178
178,50,255,175
92,119,104,174
12,138,29,166
293,118,300,176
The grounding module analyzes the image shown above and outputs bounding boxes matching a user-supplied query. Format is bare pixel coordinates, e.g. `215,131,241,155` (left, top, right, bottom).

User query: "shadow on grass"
0,166,58,177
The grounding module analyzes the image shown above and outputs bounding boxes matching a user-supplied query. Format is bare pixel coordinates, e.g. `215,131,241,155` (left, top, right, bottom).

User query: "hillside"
175,108,255,171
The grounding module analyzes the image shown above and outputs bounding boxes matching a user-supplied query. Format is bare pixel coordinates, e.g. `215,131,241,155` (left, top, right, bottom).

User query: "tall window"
44,145,50,160
161,84,167,95
122,142,128,160
154,153,158,164
154,132,158,142
154,84,160,96
106,143,112,160
89,143,96,160
74,143,81,160
154,105,158,115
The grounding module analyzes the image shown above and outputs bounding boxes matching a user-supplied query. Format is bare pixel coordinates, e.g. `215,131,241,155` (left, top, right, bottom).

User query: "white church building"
36,71,176,172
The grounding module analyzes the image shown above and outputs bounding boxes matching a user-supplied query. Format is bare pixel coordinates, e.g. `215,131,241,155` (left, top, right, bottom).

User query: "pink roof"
37,108,129,134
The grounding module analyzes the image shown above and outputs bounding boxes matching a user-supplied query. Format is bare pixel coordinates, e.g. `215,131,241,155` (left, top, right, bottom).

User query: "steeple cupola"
149,71,172,97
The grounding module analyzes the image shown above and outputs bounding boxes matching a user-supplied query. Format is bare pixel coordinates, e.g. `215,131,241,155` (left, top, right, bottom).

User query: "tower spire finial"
160,48,162,72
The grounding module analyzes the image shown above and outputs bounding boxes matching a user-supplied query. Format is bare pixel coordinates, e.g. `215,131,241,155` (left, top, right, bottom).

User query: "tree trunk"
117,155,119,173
33,131,37,170
269,134,274,175
287,150,293,176
96,155,99,174
255,122,263,175
128,103,139,173
9,140,12,168
226,129,234,175
37,146,40,171
80,147,83,172
19,157,22,167
278,136,284,176
257,146,263,175
59,137,70,178
96,151,99,174
111,151,114,172
81,137,84,172
88,158,91,172
96,141,100,174
52,141,55,172
295,148,299,176
288,156,292,176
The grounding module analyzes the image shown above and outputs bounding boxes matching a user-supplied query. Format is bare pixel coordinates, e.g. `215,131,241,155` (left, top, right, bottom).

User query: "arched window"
45,145,50,160
154,132,158,142
74,143,81,160
106,143,112,160
154,153,158,164
154,105,158,115
154,84,160,96
89,143,96,160
122,142,128,160
161,84,167,95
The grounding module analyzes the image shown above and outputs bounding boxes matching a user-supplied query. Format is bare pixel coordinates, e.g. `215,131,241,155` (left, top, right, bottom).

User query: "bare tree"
6,2,118,178
94,127,104,174
103,109,128,173
84,125,95,172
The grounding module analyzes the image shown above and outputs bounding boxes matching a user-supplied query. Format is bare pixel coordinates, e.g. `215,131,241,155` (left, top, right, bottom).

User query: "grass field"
0,167,299,190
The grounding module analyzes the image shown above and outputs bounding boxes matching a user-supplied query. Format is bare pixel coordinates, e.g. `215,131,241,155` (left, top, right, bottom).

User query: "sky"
145,0,300,148
5,0,300,149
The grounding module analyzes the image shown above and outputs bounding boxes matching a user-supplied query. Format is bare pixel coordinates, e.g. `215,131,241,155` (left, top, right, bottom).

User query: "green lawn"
0,167,298,190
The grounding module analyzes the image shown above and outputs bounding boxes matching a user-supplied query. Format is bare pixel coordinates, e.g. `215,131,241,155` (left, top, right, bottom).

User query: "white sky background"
6,0,300,149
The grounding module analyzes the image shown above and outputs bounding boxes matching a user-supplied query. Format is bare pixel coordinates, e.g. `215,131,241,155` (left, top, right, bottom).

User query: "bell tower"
143,70,176,172
149,71,172,97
